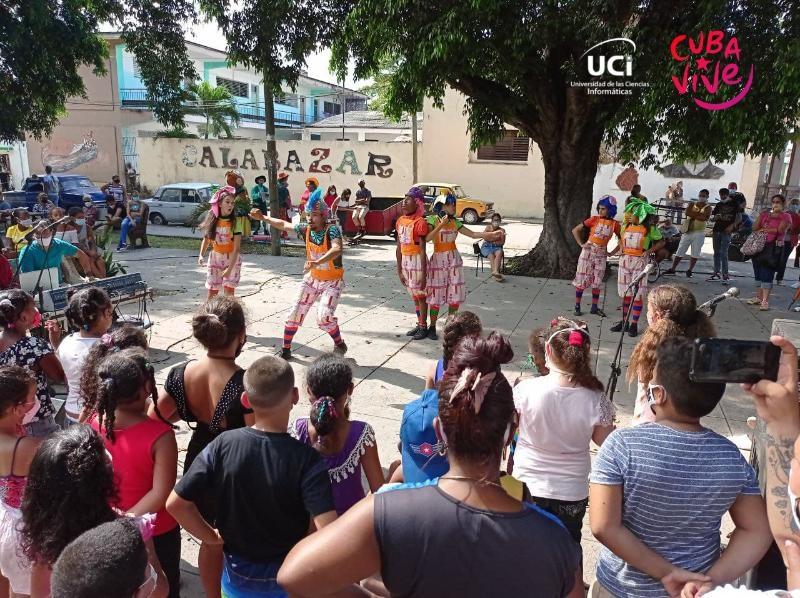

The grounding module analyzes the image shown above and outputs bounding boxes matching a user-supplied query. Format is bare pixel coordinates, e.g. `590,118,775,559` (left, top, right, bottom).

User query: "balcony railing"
120,88,333,128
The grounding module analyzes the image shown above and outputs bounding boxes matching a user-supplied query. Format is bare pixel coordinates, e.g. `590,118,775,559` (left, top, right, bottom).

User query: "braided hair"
441,311,482,371
94,348,170,442
64,287,111,332
306,354,353,444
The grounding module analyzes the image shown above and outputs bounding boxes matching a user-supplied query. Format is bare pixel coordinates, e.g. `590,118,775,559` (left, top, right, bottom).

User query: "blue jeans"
776,241,793,282
24,415,59,438
712,232,731,275
221,553,285,598
118,217,140,248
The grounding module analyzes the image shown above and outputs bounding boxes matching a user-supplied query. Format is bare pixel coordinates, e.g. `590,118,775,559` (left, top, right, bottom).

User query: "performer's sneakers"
277,347,292,360
610,321,628,333
406,325,420,336
333,342,348,356
628,323,639,337
573,307,582,316
427,327,438,341
412,326,428,341
590,305,604,317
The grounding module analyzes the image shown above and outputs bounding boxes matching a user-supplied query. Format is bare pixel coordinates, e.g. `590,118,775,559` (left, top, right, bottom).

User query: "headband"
450,368,497,414
547,319,591,348
210,185,236,218
624,197,655,222
597,195,618,219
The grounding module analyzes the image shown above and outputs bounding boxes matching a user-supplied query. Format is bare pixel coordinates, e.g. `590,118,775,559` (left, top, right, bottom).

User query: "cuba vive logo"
581,37,636,77
669,30,754,110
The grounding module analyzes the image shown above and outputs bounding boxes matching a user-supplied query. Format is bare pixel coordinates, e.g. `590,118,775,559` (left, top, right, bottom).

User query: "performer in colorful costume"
250,189,346,359
610,198,665,337
570,195,621,317
424,192,502,340
198,185,243,299
395,187,430,341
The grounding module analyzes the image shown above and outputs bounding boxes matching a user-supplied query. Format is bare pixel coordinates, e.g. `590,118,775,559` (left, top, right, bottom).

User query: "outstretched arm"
249,208,292,232
458,225,502,241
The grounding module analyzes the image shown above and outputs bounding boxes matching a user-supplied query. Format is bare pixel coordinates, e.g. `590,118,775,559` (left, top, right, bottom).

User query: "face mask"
22,397,40,426
83,201,93,207
74,219,86,227
646,383,665,414
39,237,52,248
19,219,32,227
31,309,42,329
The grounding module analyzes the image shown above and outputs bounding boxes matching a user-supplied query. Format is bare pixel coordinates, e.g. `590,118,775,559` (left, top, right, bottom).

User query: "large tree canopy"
332,0,800,276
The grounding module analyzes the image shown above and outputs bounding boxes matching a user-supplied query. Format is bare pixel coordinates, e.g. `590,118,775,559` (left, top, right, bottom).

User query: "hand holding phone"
690,338,781,384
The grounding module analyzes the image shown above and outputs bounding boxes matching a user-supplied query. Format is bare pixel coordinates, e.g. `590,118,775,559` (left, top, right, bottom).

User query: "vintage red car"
338,195,405,238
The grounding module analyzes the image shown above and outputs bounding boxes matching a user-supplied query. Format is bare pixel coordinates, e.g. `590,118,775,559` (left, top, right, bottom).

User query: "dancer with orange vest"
395,187,430,341
250,191,346,359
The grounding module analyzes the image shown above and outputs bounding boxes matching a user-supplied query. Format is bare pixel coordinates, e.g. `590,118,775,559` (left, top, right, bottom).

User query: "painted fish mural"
41,132,98,172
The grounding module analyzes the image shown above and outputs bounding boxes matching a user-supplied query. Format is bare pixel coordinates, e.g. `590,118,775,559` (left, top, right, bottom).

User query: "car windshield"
61,178,94,190
451,186,467,198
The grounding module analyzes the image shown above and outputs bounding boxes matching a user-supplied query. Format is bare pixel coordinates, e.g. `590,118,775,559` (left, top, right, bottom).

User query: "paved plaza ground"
122,219,800,593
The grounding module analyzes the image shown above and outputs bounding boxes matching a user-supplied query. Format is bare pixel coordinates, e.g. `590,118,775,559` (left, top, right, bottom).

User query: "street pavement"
116,219,799,594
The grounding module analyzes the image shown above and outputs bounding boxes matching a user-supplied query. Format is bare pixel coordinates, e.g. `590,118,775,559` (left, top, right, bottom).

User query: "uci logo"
581,38,636,77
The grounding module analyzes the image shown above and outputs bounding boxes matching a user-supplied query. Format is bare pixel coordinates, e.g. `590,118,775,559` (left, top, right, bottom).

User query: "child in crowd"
627,285,716,426
86,349,180,597
513,318,614,545
425,310,482,390
590,337,771,598
0,289,65,436
20,425,168,597
167,355,336,597
481,213,507,281
291,354,383,515
611,200,664,337
4,209,34,252
571,196,620,317
425,192,501,340
55,287,113,425
395,187,430,341
51,518,152,598
198,186,243,299
78,324,148,422
0,366,44,596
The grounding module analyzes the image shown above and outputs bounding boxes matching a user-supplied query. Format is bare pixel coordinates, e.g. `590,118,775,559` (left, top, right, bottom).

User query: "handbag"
754,241,783,270
741,230,767,256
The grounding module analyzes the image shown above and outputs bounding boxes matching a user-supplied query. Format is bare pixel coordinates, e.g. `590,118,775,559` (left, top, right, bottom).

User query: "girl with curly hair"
627,284,715,425
290,354,383,515
0,366,44,596
513,318,614,547
19,425,167,597
88,348,179,597
54,287,113,426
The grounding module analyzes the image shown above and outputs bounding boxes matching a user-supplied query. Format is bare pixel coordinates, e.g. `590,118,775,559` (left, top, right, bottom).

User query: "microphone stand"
605,275,643,404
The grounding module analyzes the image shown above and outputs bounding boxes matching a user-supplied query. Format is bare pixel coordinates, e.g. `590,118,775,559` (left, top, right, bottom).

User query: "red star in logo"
696,56,711,71
419,443,433,456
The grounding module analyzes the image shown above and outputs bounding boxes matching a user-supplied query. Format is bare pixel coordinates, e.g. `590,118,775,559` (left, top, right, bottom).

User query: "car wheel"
462,209,479,224
150,213,167,226
389,221,397,239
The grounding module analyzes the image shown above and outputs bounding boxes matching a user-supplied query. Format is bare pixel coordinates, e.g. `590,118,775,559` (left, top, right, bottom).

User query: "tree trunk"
507,126,604,279
411,111,418,183
263,77,281,256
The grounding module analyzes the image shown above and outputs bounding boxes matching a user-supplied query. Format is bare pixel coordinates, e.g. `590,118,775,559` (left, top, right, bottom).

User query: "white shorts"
676,231,705,259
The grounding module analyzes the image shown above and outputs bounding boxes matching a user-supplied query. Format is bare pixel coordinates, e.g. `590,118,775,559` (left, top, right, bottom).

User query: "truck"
3,175,107,212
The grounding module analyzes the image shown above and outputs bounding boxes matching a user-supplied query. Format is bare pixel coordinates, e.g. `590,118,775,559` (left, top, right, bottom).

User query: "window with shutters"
323,101,342,115
475,130,530,162
216,77,249,99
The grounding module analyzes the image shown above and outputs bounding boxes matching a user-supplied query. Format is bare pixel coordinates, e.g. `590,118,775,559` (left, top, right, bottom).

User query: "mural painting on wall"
658,159,725,179
180,145,395,178
41,131,99,172
615,163,640,191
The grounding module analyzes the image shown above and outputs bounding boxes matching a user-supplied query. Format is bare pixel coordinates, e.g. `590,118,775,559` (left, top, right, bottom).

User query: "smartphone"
690,338,780,384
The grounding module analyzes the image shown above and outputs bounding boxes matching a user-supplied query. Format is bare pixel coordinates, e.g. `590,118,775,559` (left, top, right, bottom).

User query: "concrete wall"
137,138,414,199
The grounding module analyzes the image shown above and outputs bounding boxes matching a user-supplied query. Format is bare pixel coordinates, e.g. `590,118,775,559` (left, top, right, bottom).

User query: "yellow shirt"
5,225,31,250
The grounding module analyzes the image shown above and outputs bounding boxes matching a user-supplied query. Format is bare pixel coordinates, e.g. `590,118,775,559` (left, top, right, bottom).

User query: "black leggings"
153,526,182,598
523,486,588,545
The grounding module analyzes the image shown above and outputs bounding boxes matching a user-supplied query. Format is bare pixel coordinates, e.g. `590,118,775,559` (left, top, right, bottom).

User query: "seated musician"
68,206,105,278
17,221,92,284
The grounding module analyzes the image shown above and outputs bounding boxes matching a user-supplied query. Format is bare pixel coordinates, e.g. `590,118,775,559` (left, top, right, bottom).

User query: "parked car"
143,182,215,225
417,182,495,224
4,175,106,212
339,196,405,238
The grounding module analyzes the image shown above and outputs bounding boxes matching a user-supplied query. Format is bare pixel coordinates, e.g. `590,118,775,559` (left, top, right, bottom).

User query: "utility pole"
263,72,280,256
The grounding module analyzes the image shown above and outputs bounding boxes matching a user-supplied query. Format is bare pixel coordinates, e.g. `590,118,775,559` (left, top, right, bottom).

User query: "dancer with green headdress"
609,198,665,337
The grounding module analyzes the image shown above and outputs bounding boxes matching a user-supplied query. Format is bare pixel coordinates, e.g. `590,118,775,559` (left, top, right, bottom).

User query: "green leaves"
185,81,240,139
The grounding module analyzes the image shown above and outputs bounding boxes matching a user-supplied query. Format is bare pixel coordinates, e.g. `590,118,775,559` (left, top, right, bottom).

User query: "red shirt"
0,256,12,290
323,193,338,209
90,416,177,536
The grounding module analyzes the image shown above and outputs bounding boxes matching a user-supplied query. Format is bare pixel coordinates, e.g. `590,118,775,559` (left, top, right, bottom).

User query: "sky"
185,20,367,90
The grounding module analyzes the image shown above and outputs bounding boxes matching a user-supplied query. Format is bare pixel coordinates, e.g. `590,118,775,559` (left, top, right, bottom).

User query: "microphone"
626,263,655,289
699,287,739,310
39,216,72,230
22,220,48,243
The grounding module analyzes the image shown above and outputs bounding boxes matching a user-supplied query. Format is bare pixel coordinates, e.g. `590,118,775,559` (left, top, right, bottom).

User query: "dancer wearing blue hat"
570,196,621,317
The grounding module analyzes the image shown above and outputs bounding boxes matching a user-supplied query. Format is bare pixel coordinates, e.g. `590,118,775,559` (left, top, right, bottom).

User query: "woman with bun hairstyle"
0,289,65,437
425,310,482,390
291,354,383,515
278,333,583,598
151,295,251,598
87,349,180,597
20,425,168,597
628,284,715,426
56,287,113,425
513,318,614,546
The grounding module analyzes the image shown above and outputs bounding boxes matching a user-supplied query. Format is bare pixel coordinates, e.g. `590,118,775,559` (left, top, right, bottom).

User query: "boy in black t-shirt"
167,356,336,596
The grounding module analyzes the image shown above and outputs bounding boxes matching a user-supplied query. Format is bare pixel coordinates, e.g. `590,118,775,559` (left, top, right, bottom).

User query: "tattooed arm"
746,336,800,560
